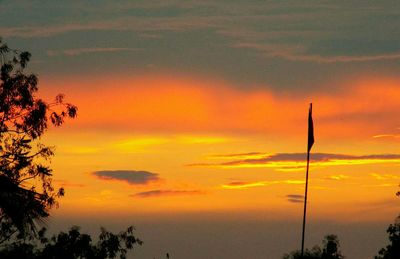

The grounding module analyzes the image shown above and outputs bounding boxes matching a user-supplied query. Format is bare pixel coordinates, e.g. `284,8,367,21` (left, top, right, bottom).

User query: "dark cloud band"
93,170,160,185
133,189,203,198
286,194,304,203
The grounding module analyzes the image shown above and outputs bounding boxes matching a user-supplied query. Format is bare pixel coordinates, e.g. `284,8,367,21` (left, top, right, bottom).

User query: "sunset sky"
1,1,400,258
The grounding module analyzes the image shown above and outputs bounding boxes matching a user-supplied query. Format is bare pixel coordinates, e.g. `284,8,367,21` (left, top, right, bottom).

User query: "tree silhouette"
374,217,400,259
321,235,344,259
0,225,142,259
374,185,400,259
0,38,77,241
282,235,344,259
282,245,322,259
0,38,142,258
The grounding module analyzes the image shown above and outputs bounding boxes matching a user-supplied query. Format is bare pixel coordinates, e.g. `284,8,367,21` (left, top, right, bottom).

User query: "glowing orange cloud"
326,175,349,180
205,152,270,160
39,74,400,141
221,180,305,189
189,153,400,171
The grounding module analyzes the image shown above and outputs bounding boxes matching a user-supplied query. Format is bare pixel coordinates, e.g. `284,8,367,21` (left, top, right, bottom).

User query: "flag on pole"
307,103,314,153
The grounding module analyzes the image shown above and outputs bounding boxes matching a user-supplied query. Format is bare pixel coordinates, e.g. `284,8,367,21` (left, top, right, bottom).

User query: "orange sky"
36,74,400,222
4,2,400,258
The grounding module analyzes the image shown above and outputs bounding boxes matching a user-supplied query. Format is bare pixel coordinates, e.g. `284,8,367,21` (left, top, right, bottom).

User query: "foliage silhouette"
0,38,142,258
374,217,400,259
282,234,344,259
374,185,400,259
0,38,77,241
0,225,142,259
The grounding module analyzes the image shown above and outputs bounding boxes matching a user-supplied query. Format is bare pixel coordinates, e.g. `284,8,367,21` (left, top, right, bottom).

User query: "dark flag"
307,103,314,153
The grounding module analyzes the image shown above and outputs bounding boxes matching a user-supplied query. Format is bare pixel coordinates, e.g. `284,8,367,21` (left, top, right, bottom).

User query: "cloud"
233,42,400,63
373,134,400,139
369,173,400,180
206,152,268,159
93,170,160,185
2,1,400,67
47,47,142,56
362,183,398,188
48,76,400,138
221,180,304,189
286,194,304,203
0,22,112,38
189,153,400,171
357,198,400,213
326,174,349,180
132,189,204,198
0,15,220,38
221,181,269,189
54,179,86,188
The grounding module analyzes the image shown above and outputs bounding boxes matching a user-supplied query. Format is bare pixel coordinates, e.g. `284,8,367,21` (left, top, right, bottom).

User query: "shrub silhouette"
0,226,142,259
282,234,344,259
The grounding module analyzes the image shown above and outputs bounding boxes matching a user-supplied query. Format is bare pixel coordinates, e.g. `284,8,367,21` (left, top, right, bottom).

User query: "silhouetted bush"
282,235,344,259
0,225,142,259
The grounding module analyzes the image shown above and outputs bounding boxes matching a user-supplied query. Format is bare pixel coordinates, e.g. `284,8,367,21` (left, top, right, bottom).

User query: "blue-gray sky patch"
2,1,400,91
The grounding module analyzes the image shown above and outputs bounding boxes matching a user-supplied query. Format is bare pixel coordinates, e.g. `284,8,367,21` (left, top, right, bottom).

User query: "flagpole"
301,103,313,257
301,147,310,256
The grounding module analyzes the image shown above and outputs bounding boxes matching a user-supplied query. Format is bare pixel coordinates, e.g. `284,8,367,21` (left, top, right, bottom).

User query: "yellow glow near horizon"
37,75,400,222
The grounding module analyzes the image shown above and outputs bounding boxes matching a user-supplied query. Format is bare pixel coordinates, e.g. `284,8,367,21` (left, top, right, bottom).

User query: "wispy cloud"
2,1,400,65
234,42,400,63
221,181,269,189
372,134,400,139
54,179,86,188
326,174,349,181
357,197,400,212
361,183,398,188
221,180,304,190
93,170,160,185
132,189,204,198
0,22,111,38
370,173,400,180
286,194,304,203
47,47,142,56
206,152,268,160
189,153,400,171
0,16,220,38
